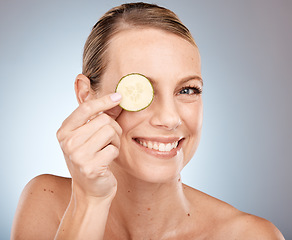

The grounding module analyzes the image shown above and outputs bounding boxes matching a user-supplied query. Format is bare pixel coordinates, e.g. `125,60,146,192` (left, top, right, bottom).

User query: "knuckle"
62,137,74,154
99,97,108,108
56,128,64,141
80,102,92,114
67,135,79,150
117,125,123,136
69,150,83,163
81,165,95,179
104,124,116,136
106,144,119,158
100,113,112,124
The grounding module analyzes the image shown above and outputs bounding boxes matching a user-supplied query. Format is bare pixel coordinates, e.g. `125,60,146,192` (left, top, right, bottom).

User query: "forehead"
101,28,201,93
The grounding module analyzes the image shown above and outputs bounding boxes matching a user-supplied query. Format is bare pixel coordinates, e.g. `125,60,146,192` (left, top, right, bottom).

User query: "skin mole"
43,188,54,193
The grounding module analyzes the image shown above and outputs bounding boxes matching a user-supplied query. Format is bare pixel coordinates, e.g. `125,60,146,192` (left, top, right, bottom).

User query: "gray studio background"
1,0,291,239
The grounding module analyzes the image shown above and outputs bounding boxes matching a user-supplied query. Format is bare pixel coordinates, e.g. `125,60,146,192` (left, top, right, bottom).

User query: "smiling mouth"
133,138,183,152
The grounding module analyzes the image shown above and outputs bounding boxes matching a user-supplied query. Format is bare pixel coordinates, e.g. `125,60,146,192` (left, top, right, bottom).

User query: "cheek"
181,100,203,131
180,101,203,161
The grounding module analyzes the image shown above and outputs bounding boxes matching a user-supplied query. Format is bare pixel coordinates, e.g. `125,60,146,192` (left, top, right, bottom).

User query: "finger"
74,124,121,162
94,144,119,167
58,93,122,138
69,145,119,180
85,124,121,152
82,113,122,139
65,124,120,167
63,113,122,151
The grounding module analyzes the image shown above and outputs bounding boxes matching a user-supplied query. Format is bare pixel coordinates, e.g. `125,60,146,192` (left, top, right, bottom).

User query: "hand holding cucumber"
57,93,123,201
57,73,152,201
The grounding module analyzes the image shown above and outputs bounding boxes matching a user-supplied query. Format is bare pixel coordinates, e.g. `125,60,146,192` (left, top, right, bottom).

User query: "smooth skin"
11,28,285,240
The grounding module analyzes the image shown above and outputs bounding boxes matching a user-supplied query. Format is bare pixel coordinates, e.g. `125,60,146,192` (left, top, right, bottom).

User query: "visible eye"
178,86,202,95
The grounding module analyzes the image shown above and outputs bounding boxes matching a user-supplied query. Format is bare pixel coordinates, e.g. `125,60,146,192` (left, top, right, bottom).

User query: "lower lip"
133,139,184,159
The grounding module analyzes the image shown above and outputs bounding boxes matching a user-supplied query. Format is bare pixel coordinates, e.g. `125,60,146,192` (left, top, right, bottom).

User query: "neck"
106,163,191,239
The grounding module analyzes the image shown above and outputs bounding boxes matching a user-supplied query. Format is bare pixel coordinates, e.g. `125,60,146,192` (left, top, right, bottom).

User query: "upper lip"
133,136,184,143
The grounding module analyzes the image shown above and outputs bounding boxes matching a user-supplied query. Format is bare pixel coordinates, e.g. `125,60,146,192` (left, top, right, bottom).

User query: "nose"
149,97,182,131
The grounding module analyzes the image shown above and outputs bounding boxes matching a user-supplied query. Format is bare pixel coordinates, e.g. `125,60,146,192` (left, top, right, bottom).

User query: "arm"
54,93,122,239
12,93,123,240
54,189,112,239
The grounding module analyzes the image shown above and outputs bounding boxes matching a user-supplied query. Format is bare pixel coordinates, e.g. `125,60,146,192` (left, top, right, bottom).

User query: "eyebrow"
180,75,203,86
146,75,203,87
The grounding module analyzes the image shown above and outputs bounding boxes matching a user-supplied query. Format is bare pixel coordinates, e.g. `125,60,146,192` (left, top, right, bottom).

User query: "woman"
11,2,284,239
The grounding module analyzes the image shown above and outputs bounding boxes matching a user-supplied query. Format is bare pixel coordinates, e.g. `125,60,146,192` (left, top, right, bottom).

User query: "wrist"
71,185,115,209
56,189,112,240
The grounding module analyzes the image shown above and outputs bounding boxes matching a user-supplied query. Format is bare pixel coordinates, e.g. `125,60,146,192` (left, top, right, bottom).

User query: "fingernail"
110,93,122,102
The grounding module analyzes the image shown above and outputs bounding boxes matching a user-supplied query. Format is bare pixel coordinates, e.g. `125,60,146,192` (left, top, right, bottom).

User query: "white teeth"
165,143,172,151
158,143,165,151
137,139,179,152
153,143,159,150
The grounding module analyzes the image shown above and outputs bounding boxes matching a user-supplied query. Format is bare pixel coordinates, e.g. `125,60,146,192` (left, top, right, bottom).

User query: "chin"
135,166,182,184
114,147,186,184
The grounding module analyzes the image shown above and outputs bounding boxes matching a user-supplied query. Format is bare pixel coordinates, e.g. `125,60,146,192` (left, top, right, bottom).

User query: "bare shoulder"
227,213,285,240
182,184,285,239
11,174,72,240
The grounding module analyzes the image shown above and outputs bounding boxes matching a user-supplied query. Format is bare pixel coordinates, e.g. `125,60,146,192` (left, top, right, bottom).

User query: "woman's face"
100,28,203,183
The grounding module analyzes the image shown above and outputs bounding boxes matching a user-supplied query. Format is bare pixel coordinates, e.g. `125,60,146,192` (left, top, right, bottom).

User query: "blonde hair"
83,2,197,91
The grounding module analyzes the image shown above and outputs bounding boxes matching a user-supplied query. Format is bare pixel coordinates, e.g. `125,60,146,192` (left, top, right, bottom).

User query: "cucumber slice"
115,73,154,112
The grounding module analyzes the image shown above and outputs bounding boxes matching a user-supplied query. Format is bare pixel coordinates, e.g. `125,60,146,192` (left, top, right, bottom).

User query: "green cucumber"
115,73,154,112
